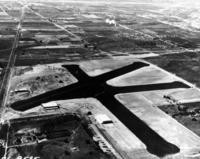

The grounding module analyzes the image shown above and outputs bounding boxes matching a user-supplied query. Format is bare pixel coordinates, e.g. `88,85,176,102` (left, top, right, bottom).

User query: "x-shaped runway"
11,61,190,157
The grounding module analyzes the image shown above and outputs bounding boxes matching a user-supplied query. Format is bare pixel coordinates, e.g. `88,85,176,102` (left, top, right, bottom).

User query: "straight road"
1,5,26,158
0,5,25,112
25,3,81,40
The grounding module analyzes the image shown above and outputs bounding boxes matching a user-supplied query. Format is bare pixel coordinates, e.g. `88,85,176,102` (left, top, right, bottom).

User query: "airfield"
0,0,200,159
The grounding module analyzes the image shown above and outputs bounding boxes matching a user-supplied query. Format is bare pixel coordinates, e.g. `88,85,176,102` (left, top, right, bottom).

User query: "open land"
1,0,200,159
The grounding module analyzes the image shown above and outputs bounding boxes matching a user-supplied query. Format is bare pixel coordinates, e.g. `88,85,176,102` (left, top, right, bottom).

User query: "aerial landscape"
1,0,200,158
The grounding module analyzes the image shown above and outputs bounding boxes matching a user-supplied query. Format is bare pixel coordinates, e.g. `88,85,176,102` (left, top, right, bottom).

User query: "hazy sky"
0,0,199,6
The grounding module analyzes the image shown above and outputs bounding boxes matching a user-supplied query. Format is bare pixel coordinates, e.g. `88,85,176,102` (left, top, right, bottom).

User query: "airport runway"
10,61,192,157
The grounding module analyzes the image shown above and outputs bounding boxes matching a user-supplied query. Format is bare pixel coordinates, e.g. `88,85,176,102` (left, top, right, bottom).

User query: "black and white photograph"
0,0,200,158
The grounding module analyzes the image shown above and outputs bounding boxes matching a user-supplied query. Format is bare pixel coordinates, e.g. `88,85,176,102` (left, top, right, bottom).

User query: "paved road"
24,2,81,40
1,6,25,157
0,5,25,109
